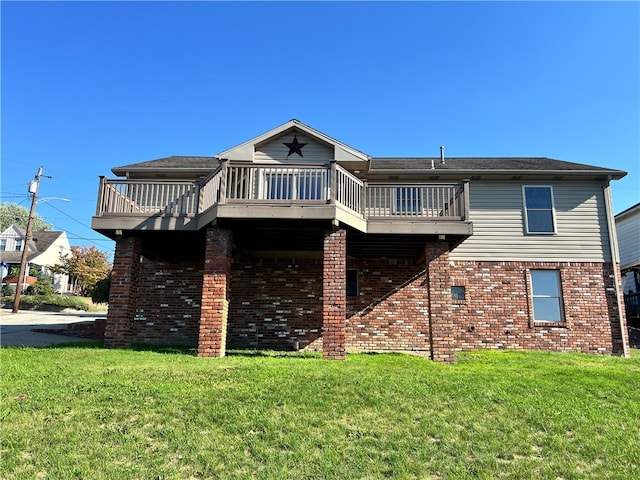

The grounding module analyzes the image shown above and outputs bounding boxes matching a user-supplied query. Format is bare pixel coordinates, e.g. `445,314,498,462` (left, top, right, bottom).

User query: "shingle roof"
112,156,218,176
109,154,626,180
0,229,65,265
369,157,623,174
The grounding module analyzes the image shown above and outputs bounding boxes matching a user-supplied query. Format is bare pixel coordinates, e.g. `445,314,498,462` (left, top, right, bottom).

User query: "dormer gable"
216,119,370,169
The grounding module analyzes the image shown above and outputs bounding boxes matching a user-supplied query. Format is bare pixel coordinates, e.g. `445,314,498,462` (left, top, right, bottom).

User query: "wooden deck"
92,162,472,236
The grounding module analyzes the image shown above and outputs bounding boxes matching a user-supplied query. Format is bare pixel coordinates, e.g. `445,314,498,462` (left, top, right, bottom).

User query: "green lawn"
2,346,639,479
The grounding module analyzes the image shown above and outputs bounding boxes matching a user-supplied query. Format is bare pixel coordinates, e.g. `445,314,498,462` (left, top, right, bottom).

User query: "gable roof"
107,121,627,181
216,119,370,163
0,227,67,265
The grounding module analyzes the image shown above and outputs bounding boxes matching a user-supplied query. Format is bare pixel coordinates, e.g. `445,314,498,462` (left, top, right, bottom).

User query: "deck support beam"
323,228,347,360
104,235,142,348
426,241,455,363
198,227,232,357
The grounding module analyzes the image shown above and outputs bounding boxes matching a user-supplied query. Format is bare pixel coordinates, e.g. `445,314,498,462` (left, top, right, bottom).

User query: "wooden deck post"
329,160,337,205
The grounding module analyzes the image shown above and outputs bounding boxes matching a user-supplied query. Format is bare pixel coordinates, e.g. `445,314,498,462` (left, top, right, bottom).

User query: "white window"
0,239,6,251
394,187,423,215
15,239,23,251
261,169,326,201
530,270,564,323
523,186,556,234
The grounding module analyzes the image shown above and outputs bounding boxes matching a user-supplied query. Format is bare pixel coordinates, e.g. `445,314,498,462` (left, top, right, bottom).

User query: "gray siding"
616,209,640,269
255,133,333,164
450,181,611,262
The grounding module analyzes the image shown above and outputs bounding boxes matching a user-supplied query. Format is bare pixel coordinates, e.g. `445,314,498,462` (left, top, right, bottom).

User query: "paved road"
0,308,106,347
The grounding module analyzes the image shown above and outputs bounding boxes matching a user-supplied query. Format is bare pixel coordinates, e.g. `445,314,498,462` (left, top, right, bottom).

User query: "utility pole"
12,166,46,313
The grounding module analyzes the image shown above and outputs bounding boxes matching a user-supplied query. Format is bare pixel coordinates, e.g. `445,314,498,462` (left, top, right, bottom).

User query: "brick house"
92,119,630,361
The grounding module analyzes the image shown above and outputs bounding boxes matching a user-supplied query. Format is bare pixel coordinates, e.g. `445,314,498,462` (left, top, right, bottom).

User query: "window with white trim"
15,239,23,251
261,169,326,200
394,187,423,215
0,239,6,251
530,270,564,323
523,186,556,234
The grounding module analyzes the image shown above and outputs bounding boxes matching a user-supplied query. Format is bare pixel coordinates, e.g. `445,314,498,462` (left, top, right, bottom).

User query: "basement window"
347,269,358,298
530,270,564,323
451,286,466,303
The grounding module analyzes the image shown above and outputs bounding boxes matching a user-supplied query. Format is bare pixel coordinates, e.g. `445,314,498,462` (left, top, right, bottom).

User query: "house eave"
111,167,215,178
217,119,371,163
366,168,627,181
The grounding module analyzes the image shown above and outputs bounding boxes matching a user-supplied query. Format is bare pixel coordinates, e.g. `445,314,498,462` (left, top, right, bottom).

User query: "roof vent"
440,146,445,165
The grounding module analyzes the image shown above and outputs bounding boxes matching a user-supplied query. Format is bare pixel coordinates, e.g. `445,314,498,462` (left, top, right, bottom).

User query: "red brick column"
104,236,141,348
426,242,455,363
198,228,232,357
323,229,346,360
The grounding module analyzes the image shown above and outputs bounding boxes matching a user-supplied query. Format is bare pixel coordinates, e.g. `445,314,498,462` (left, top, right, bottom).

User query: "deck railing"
97,177,200,216
624,292,640,315
335,164,364,216
224,164,329,202
96,164,467,222
366,184,465,219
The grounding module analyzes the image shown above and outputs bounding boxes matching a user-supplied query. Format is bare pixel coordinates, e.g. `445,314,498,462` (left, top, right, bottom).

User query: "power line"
39,201,93,231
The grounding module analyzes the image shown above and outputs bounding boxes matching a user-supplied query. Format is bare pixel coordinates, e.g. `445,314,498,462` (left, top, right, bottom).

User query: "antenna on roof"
440,146,445,165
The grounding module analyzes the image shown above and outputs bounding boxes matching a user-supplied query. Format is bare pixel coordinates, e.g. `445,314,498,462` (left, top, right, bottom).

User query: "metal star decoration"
283,135,307,157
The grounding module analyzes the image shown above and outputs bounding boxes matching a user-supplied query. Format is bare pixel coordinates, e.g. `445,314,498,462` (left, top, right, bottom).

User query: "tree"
0,202,53,232
51,246,111,296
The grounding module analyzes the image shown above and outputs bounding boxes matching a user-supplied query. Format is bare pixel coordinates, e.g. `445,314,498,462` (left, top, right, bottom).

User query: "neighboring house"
0,224,71,293
92,119,630,361
615,202,640,327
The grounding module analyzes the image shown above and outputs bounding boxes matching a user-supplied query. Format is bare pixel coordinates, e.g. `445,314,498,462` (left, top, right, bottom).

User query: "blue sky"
2,1,639,259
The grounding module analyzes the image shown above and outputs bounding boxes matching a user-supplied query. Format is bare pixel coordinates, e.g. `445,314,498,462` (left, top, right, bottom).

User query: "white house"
0,224,71,293
615,203,640,328
616,202,640,294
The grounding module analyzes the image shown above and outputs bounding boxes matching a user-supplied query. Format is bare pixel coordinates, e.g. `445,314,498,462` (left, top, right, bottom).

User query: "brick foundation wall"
105,233,626,360
345,259,430,353
104,236,142,348
228,257,323,350
450,260,627,355
129,259,203,346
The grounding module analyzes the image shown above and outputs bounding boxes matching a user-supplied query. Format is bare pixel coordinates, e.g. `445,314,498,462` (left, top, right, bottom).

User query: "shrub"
2,294,89,311
1,283,13,297
91,277,110,304
27,277,55,296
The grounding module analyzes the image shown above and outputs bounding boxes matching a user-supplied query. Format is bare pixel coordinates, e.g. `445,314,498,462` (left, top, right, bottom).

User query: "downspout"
603,176,629,357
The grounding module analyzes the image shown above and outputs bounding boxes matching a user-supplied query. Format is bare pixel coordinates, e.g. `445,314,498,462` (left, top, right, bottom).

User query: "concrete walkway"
0,308,106,347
